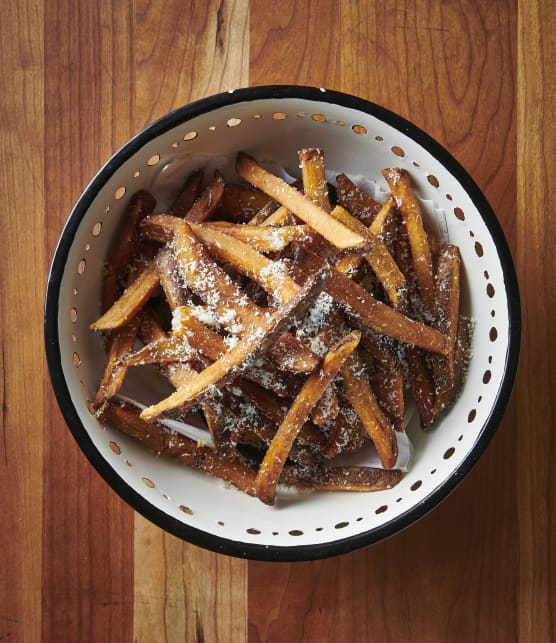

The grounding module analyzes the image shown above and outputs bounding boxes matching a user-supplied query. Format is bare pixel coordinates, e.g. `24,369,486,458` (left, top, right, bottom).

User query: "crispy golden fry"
369,197,397,236
237,152,365,249
280,463,402,492
299,148,331,212
335,173,382,226
91,262,160,331
140,271,328,420
329,204,406,307
342,352,398,469
94,315,142,406
255,330,361,505
258,205,297,227
189,223,301,305
200,221,309,253
102,190,156,312
310,383,340,426
170,169,204,217
100,401,258,495
298,249,450,355
383,167,435,311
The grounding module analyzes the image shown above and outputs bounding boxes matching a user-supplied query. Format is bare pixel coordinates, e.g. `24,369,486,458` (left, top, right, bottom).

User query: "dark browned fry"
170,169,204,217
213,183,272,222
99,402,258,496
405,346,436,429
185,171,225,223
255,330,361,505
383,167,435,312
94,315,141,406
342,353,398,469
280,463,403,492
102,190,156,312
336,173,382,225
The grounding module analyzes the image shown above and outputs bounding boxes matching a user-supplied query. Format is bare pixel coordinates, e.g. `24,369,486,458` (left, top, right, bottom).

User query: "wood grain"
0,2,44,642
42,1,136,640
131,3,249,642
517,1,556,640
1,0,554,641
248,1,519,641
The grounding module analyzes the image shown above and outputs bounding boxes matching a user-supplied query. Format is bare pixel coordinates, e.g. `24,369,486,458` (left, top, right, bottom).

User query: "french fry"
236,152,366,249
90,261,160,331
299,148,331,212
361,331,405,432
156,247,191,310
431,244,462,394
100,401,258,495
140,271,328,420
255,330,361,505
213,183,272,222
170,169,204,217
199,221,309,253
335,173,382,226
405,346,436,429
329,204,406,307
383,167,435,312
342,352,398,469
102,190,156,312
183,170,225,223
189,223,301,305
297,248,450,355
94,315,142,406
369,197,397,237
280,463,402,492
310,382,340,426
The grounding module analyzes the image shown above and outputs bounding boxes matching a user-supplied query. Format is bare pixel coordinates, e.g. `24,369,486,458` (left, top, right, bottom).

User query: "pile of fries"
91,149,469,505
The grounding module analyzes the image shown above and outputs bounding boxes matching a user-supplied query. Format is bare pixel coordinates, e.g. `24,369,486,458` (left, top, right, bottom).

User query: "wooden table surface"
1,1,554,641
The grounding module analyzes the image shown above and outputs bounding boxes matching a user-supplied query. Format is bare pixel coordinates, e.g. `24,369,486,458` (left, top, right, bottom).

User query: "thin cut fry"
237,152,366,249
200,221,309,253
405,346,436,429
329,204,406,306
102,190,156,311
431,244,462,394
298,249,450,355
94,315,141,406
342,352,398,469
156,247,191,310
91,262,160,331
299,148,331,212
185,171,225,223
335,173,382,226
255,330,361,505
280,464,403,492
170,169,204,217
383,167,435,311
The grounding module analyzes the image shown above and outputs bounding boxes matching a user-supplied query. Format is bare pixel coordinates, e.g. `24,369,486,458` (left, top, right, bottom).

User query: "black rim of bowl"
44,85,521,562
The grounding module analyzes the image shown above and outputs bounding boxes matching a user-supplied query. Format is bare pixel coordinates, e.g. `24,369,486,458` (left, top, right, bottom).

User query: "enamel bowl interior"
45,86,520,561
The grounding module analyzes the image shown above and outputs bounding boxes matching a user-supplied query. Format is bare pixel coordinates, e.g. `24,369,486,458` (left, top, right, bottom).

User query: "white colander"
44,86,520,561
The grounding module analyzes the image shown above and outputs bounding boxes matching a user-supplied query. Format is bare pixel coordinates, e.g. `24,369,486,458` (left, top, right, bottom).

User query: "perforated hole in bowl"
51,91,515,556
